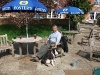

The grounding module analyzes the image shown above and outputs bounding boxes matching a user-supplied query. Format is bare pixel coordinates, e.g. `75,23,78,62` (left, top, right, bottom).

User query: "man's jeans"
37,41,55,59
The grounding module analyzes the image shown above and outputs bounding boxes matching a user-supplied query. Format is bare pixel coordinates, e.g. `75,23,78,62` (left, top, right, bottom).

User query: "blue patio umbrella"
2,0,48,55
57,6,84,31
2,0,48,12
2,1,14,11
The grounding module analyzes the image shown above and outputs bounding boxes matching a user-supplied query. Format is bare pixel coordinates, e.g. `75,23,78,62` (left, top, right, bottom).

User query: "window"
47,9,62,19
90,13,94,19
96,13,100,19
94,0,100,6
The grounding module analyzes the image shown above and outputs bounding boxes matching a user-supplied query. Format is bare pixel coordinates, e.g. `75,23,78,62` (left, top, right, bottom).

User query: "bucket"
71,60,78,67
93,67,100,75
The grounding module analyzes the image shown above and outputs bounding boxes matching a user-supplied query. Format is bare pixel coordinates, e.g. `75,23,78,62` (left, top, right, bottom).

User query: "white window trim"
47,9,62,19
94,0,100,6
94,5,100,7
89,12,100,20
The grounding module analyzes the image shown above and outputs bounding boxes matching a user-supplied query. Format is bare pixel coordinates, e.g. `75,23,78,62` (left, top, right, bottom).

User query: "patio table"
12,36,42,58
61,31,79,43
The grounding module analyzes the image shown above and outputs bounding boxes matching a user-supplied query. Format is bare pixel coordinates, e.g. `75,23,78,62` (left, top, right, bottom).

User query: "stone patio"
0,26,100,75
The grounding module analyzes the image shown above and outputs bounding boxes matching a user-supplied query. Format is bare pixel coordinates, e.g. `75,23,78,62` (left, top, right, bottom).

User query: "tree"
67,0,93,24
0,0,11,16
0,0,11,7
71,0,93,14
39,0,67,10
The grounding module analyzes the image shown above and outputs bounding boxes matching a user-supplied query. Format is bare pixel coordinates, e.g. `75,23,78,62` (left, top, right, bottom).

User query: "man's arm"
45,34,51,43
47,35,50,41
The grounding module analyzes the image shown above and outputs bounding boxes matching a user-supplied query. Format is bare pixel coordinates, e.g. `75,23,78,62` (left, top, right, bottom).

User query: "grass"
0,24,52,40
0,24,74,40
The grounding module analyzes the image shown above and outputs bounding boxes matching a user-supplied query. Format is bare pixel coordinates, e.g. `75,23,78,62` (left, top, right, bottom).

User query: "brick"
64,70,85,75
83,69,93,75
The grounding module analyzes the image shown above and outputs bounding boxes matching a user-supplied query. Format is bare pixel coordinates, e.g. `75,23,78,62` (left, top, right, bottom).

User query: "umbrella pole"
26,17,29,55
26,17,28,38
69,16,70,32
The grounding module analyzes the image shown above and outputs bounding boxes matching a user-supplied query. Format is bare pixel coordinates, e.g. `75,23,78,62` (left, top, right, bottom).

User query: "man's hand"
45,40,48,44
53,44,57,48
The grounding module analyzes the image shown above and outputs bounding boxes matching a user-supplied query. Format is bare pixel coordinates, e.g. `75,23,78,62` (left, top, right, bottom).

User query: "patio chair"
81,28,93,46
89,37,100,61
93,30,100,40
0,34,15,57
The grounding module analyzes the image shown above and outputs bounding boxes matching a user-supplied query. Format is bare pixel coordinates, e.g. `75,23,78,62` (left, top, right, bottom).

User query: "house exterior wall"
46,0,67,19
85,0,100,20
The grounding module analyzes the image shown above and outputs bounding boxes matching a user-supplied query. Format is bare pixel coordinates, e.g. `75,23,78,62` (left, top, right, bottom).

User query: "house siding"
85,0,100,20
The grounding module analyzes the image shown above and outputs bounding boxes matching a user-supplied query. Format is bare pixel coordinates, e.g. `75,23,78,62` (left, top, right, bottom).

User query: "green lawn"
0,24,71,40
0,24,52,40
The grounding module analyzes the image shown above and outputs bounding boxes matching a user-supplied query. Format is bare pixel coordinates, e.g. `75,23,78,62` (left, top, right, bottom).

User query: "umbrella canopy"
57,6,84,32
2,0,48,12
1,0,48,55
2,1,14,11
57,6,84,14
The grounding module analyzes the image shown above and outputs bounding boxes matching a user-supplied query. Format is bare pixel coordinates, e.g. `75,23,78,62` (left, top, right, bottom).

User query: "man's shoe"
31,57,39,62
62,52,67,56
62,53,65,56
30,59,33,61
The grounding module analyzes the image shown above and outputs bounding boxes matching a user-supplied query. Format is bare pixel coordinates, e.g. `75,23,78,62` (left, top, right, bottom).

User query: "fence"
0,18,68,25
0,18,76,29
